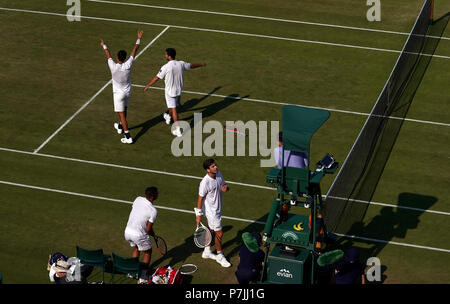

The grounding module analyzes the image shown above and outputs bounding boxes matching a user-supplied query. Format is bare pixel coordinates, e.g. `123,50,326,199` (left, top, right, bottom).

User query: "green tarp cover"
282,105,330,158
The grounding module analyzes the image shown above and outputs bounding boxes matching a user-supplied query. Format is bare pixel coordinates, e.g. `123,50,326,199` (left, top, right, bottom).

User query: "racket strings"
194,227,211,248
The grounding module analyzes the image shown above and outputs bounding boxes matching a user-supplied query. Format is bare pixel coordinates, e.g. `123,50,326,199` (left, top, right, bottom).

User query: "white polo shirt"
157,60,191,97
108,56,134,94
124,196,157,237
198,171,226,218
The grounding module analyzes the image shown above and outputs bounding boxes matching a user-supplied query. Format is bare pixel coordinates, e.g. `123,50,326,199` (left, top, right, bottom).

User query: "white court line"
333,233,450,253
0,179,448,253
133,84,450,127
33,26,170,154
88,0,450,41
1,146,449,216
33,80,111,154
1,7,449,60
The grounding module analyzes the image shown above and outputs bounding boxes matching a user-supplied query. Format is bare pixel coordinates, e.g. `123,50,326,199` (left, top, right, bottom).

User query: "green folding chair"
76,245,111,282
110,253,141,284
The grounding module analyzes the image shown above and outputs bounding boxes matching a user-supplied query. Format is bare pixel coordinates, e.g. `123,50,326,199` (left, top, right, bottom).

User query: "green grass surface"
0,0,449,284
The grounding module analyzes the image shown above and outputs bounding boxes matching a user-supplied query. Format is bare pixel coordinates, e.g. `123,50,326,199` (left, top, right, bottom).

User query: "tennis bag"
149,266,183,284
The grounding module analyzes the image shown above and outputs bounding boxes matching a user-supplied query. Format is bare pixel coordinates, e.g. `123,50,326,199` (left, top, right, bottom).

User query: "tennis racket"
179,264,198,275
194,222,212,248
153,235,167,256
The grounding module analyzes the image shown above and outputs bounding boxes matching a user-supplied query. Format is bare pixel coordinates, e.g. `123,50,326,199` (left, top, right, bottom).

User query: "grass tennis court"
0,0,449,284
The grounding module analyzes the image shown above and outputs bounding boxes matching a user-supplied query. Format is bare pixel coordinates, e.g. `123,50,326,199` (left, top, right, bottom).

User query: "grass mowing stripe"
88,0,450,41
32,26,170,153
132,84,450,127
0,179,447,252
1,7,449,60
1,146,449,216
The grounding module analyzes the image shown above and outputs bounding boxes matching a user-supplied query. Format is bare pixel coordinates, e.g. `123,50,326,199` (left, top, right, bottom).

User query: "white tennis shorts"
165,92,180,109
124,230,152,251
205,214,222,232
114,92,130,112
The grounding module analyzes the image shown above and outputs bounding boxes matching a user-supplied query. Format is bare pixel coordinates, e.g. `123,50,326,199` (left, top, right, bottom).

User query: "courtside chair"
111,253,141,284
76,245,111,282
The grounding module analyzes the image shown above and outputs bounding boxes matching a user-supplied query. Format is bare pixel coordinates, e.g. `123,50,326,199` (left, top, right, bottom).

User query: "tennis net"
323,0,437,234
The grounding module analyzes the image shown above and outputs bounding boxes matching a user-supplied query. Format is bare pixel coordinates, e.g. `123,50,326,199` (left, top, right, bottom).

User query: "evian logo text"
277,268,293,279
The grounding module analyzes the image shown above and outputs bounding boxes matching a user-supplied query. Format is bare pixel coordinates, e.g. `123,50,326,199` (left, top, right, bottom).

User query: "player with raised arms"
100,30,143,144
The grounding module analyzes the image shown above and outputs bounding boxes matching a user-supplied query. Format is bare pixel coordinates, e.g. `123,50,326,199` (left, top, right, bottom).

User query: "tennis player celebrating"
143,48,206,137
100,30,143,144
124,187,158,283
195,159,231,268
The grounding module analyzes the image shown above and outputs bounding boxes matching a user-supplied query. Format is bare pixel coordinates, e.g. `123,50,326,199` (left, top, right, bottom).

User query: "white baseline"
1,7,449,60
88,0,450,41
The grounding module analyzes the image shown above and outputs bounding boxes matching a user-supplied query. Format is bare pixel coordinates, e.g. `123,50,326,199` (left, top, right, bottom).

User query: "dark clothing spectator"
333,248,365,284
235,232,265,284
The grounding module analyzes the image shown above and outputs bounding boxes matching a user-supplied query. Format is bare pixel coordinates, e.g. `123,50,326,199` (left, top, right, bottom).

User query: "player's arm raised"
100,39,112,59
190,62,207,69
130,30,144,58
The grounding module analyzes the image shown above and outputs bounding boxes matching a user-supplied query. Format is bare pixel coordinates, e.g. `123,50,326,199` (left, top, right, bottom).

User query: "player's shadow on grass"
130,86,224,142
181,93,250,131
333,193,437,283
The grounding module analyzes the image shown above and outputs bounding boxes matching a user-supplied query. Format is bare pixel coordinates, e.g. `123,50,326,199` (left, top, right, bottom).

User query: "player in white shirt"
143,48,206,137
124,187,158,283
195,159,231,268
100,30,144,144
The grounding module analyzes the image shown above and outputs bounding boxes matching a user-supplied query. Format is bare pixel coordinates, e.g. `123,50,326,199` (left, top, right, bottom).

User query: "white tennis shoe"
121,136,134,144
216,254,231,268
171,127,182,137
114,123,123,134
202,248,217,260
163,113,171,125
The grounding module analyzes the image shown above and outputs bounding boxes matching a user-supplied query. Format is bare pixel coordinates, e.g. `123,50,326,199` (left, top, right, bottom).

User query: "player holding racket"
195,159,231,268
124,186,159,283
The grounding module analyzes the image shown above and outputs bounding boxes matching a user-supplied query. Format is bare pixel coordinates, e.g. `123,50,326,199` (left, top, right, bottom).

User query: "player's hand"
137,30,144,39
143,86,148,92
201,62,207,67
221,184,229,192
100,39,105,47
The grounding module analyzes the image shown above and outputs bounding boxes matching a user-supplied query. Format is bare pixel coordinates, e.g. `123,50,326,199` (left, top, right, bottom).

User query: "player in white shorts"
100,30,144,144
195,159,231,268
124,187,158,283
143,48,206,137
